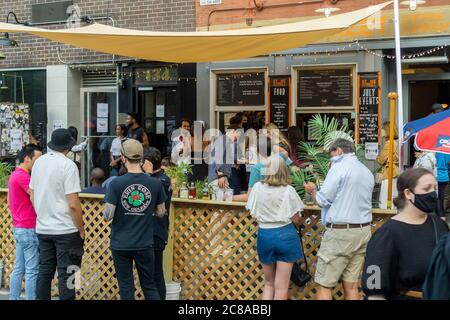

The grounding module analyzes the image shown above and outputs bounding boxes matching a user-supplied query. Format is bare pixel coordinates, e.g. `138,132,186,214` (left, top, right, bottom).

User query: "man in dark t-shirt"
126,112,149,147
143,147,173,300
103,139,166,300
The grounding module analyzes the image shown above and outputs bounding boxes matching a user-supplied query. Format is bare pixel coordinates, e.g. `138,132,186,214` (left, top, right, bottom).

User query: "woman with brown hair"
246,155,305,300
362,168,449,300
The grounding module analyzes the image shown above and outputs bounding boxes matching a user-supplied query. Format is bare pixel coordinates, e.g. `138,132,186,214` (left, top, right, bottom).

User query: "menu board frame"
295,65,356,110
356,71,381,144
267,76,291,133
215,71,266,107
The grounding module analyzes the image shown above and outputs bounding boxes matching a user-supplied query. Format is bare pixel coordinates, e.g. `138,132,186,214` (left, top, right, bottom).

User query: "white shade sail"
0,2,392,63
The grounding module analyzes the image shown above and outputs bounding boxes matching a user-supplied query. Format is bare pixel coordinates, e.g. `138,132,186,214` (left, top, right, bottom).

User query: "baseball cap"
121,139,143,160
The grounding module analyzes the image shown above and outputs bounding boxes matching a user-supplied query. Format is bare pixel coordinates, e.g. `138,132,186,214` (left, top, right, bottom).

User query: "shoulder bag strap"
431,215,438,246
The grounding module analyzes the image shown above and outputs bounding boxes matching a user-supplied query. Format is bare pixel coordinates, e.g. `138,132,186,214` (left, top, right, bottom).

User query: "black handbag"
290,226,312,288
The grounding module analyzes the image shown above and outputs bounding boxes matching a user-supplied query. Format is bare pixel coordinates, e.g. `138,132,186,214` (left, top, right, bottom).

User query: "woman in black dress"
362,168,449,300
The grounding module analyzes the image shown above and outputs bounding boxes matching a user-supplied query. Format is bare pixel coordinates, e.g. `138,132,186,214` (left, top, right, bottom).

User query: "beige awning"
0,2,391,63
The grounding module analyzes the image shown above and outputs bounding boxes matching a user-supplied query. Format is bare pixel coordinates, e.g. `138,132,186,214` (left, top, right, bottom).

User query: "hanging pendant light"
400,0,426,11
315,0,340,18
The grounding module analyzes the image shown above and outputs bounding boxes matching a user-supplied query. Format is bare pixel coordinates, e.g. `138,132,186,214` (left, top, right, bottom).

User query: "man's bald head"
91,168,106,186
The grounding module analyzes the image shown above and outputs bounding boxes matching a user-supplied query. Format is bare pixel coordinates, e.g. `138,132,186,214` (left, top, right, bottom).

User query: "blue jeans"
9,228,39,300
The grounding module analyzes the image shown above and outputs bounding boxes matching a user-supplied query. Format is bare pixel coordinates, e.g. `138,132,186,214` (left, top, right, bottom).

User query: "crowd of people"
5,106,450,301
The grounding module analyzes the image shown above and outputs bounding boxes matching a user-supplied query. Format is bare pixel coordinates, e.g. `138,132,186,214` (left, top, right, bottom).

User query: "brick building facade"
194,0,450,172
0,0,196,68
197,0,450,31
0,0,197,185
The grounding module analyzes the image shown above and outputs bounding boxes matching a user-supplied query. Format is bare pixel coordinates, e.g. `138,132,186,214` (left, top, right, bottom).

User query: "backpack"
423,233,450,300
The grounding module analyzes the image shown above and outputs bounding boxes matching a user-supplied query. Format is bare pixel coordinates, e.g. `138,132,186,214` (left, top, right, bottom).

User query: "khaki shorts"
314,225,371,288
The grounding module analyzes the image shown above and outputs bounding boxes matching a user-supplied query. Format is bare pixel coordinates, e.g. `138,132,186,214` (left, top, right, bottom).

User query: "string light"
355,40,448,59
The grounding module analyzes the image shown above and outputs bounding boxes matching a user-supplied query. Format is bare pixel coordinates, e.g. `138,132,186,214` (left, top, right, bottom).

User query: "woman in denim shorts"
246,154,305,300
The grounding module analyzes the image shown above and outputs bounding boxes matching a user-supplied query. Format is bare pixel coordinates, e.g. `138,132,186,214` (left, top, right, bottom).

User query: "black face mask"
409,191,438,213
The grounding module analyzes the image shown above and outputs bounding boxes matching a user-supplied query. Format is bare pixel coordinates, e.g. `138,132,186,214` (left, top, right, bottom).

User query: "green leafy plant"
165,162,193,195
290,168,315,199
291,114,361,198
0,161,12,189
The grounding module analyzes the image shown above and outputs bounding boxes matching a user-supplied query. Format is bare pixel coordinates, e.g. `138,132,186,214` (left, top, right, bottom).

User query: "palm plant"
291,114,360,197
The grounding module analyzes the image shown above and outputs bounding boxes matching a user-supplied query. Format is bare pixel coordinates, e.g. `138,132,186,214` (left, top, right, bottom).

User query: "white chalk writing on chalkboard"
358,73,379,144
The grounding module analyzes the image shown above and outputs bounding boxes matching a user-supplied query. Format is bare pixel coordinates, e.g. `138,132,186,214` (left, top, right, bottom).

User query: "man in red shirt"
8,144,42,300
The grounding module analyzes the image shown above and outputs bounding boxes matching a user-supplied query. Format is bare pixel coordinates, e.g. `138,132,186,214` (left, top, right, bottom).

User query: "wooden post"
387,92,398,209
163,201,176,282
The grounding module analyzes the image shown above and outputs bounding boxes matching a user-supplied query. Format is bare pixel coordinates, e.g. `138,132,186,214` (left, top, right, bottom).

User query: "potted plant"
291,114,364,200
165,162,193,197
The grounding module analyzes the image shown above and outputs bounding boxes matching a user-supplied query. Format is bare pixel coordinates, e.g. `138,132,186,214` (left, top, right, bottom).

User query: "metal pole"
387,92,398,209
393,0,404,171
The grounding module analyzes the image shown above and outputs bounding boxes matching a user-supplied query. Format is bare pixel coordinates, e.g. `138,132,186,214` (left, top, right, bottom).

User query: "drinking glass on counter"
225,189,234,202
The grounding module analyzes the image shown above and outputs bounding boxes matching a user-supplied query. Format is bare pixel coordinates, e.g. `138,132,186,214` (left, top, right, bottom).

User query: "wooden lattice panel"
0,192,145,300
171,201,393,300
1,190,394,300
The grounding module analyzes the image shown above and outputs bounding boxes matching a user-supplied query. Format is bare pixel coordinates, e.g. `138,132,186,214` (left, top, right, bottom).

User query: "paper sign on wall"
156,104,165,117
97,118,108,133
10,129,23,151
53,120,63,131
97,103,109,118
365,142,379,160
156,120,165,134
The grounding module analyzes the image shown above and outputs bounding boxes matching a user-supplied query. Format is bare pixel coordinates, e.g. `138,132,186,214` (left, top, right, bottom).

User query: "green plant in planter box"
194,178,215,199
0,161,12,189
194,179,205,199
165,162,193,196
291,114,364,199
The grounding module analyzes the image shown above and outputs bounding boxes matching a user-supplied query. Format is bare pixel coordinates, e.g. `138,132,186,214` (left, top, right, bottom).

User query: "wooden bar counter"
0,189,396,300
166,197,396,300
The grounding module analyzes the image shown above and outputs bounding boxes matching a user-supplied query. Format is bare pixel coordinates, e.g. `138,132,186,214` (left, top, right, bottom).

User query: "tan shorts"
314,225,371,288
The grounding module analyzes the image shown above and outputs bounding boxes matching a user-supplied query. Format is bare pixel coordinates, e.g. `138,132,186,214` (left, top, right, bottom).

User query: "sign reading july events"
358,72,380,144
269,76,290,132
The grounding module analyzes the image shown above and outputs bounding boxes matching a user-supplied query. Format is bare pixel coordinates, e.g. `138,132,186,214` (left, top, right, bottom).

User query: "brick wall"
196,0,450,30
0,0,196,68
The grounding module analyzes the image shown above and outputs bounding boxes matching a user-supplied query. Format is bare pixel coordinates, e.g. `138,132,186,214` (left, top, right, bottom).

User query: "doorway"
138,87,177,156
81,88,118,187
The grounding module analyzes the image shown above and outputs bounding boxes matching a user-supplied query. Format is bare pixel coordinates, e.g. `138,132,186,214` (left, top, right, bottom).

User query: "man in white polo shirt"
29,128,85,300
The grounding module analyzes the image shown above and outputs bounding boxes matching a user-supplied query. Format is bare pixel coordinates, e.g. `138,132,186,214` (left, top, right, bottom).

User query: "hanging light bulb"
315,6,340,17
400,0,426,11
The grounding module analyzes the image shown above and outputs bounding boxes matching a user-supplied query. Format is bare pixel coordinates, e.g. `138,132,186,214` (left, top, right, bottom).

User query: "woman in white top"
110,124,127,176
246,154,305,300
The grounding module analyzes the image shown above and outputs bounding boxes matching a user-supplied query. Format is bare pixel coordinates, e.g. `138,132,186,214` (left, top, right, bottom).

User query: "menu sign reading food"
217,72,265,106
357,72,380,144
298,68,353,107
268,76,291,132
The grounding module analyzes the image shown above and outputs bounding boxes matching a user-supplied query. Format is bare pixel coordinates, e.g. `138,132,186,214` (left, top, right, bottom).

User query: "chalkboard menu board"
217,72,265,106
269,76,290,132
298,68,353,107
357,72,380,144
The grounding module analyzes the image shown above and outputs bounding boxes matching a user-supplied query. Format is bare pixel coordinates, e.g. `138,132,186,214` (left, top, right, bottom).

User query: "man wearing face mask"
304,138,375,300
